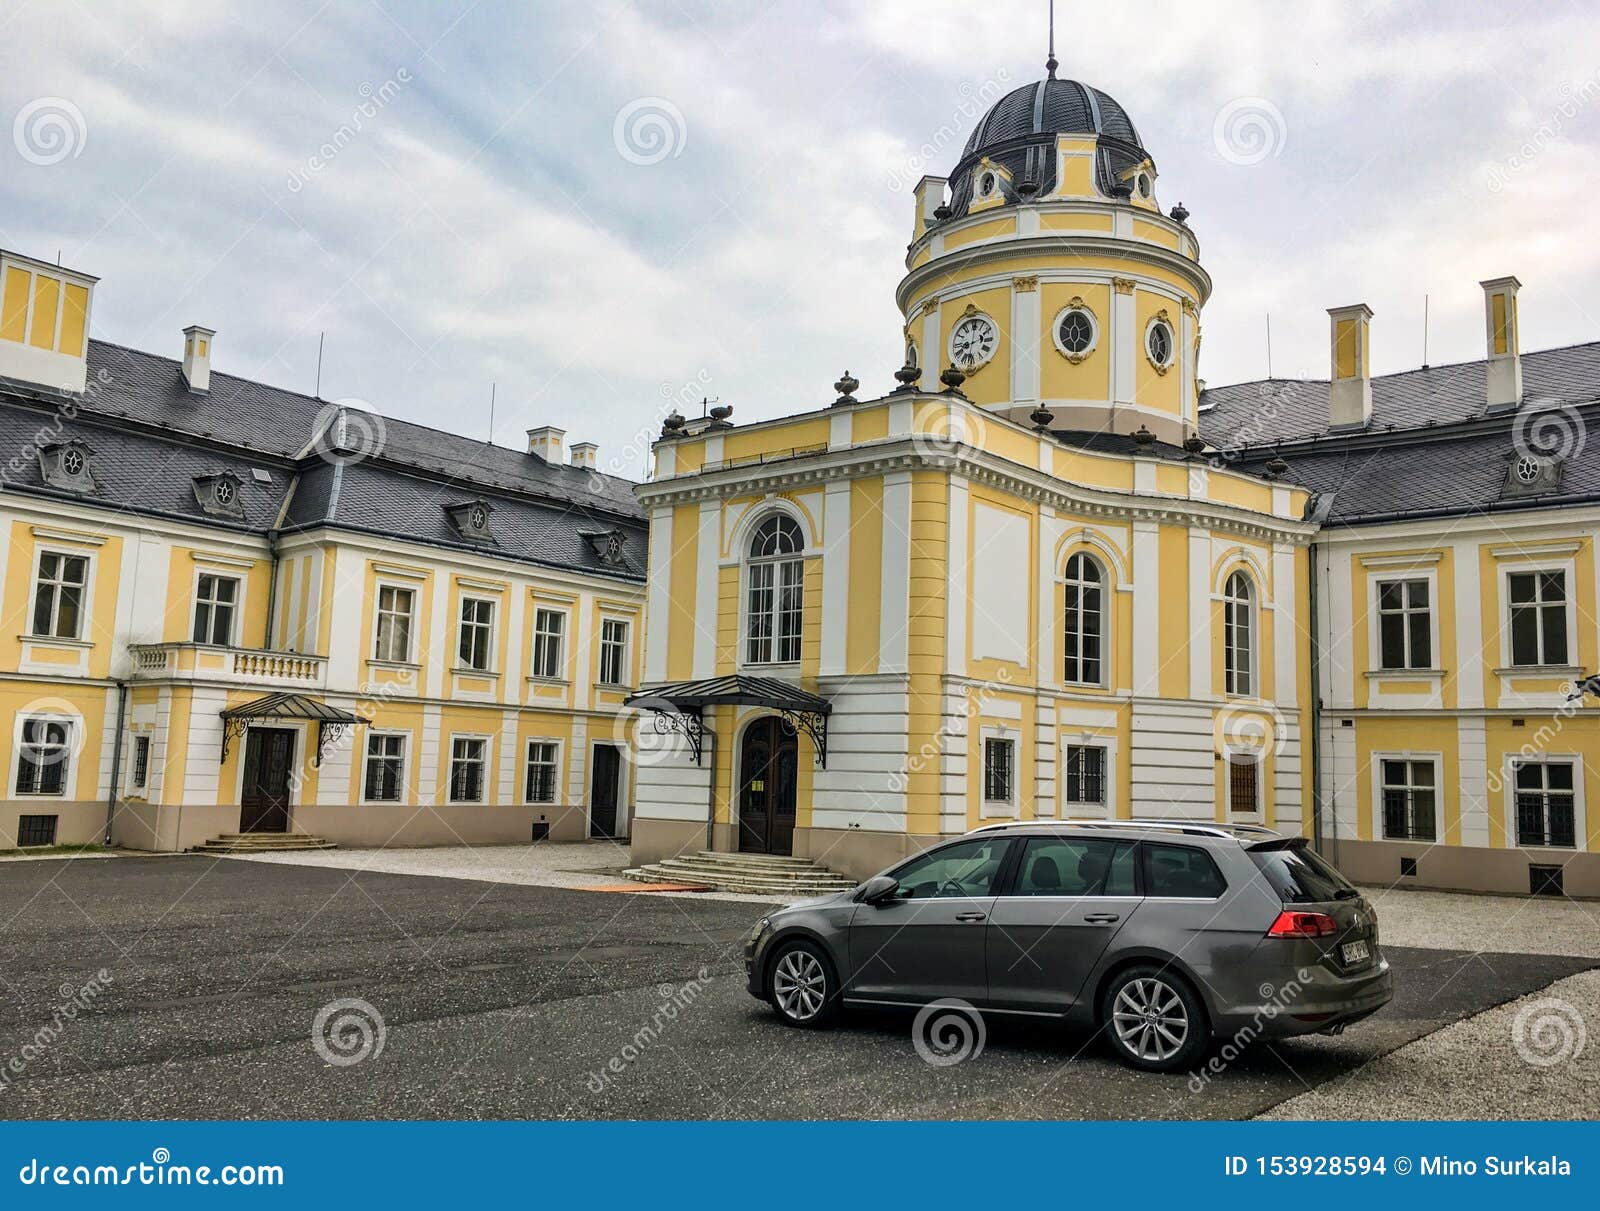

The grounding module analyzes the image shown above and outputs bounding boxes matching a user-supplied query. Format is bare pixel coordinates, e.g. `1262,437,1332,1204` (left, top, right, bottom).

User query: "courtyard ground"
0,846,1593,1119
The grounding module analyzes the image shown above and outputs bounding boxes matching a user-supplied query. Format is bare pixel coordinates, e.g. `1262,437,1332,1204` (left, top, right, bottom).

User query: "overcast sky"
3,0,1598,479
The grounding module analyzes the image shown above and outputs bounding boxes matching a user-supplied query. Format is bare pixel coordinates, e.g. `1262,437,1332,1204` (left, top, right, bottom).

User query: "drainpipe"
262,528,281,649
703,711,716,854
1307,540,1326,857
104,681,129,846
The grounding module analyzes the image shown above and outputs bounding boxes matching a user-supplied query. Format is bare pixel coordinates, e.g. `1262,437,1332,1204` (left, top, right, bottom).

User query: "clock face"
949,314,997,370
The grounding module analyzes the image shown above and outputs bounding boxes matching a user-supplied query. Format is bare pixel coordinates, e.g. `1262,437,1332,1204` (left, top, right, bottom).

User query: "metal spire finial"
1045,0,1058,79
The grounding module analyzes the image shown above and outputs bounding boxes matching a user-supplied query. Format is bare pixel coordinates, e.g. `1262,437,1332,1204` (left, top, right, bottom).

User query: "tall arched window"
1223,571,1254,696
746,514,805,664
1063,553,1104,685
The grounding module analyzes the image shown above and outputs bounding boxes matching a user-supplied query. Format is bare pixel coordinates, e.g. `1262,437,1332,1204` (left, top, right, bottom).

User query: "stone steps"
621,851,857,897
195,833,337,854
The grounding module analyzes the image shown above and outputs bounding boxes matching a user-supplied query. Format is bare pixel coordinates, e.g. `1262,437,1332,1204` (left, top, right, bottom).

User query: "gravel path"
1359,884,1600,959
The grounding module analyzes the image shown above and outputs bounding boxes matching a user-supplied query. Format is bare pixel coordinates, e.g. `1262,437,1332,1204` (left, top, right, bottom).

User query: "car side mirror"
858,874,899,905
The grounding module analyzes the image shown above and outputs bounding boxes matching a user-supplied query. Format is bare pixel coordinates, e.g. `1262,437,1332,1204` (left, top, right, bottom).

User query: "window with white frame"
1514,761,1577,848
745,514,804,664
1223,571,1254,696
531,608,567,679
1379,758,1437,841
363,732,406,802
15,718,72,795
1063,553,1104,685
1507,570,1568,667
983,737,1015,805
373,585,416,663
457,596,495,671
599,618,630,686
1063,744,1107,808
1376,578,1431,670
31,551,88,639
192,573,239,646
525,740,559,803
1227,753,1260,817
448,737,487,803
130,734,151,790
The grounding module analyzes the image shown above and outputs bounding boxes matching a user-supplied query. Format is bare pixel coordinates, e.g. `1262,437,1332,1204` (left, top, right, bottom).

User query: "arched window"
1223,571,1254,696
1063,553,1104,685
746,514,804,664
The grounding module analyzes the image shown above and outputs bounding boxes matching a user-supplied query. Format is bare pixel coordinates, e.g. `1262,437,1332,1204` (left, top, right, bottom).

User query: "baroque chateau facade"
2,66,1597,897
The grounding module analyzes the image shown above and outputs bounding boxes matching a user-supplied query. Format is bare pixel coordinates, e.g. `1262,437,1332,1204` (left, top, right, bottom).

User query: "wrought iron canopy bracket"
220,716,248,765
316,721,353,767
777,707,829,768
647,704,705,765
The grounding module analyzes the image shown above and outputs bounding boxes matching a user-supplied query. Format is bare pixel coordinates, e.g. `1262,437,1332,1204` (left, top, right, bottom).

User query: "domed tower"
897,67,1208,443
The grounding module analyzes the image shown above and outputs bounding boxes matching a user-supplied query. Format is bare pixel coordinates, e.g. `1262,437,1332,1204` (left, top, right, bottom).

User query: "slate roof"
0,338,646,581
1199,342,1600,526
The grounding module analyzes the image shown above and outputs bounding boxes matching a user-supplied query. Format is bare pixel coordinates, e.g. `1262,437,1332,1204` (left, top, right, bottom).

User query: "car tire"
1100,964,1209,1073
766,938,840,1029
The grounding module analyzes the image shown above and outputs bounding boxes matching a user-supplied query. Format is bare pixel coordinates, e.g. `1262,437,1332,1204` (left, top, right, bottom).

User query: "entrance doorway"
240,727,295,833
589,743,623,839
738,716,798,855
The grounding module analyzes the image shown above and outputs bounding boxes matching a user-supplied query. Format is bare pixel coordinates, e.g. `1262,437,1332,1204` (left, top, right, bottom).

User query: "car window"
1247,844,1353,903
888,838,1011,900
1143,843,1226,898
1012,838,1137,896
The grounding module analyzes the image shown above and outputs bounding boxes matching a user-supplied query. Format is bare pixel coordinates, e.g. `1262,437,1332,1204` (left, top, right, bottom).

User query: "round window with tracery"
214,479,236,505
1146,319,1175,370
1053,306,1098,361
1514,455,1542,484
61,449,85,476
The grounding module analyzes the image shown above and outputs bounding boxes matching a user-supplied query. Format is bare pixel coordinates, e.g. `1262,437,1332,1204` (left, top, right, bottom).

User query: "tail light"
1266,910,1338,938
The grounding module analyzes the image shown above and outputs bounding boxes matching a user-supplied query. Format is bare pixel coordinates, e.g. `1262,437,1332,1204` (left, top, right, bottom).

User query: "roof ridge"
1202,337,1600,396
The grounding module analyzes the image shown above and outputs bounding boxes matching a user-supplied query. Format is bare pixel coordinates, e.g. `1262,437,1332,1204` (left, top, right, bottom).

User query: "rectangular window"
363,733,406,802
1224,597,1252,696
1376,579,1431,670
15,718,71,795
983,737,1014,805
525,741,559,804
1144,842,1227,898
1514,761,1577,848
531,608,566,679
457,597,495,671
1227,754,1259,817
448,737,487,803
599,618,629,686
1508,570,1568,666
1063,744,1107,808
192,573,240,646
374,585,416,663
746,560,803,663
1380,758,1437,841
130,735,151,790
15,815,58,847
31,551,88,639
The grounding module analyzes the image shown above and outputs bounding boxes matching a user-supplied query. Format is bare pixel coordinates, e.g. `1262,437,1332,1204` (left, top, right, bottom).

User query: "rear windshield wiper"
1333,887,1360,899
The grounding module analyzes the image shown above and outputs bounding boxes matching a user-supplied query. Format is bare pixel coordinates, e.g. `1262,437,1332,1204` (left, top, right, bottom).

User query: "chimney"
569,441,597,470
1327,304,1373,429
526,425,564,462
913,174,948,238
182,324,215,393
1482,276,1522,410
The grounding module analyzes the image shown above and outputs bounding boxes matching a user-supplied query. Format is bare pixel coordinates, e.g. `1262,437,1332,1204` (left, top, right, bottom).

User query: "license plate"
1341,939,1370,965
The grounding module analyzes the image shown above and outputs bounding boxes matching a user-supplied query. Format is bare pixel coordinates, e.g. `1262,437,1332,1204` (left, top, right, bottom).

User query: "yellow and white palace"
627,69,1600,899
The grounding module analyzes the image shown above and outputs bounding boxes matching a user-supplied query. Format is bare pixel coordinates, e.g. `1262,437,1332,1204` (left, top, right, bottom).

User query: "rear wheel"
767,939,840,1028
1101,965,1208,1073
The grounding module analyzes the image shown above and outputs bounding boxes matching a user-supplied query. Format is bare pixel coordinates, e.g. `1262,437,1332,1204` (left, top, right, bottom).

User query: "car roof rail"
970,818,1281,841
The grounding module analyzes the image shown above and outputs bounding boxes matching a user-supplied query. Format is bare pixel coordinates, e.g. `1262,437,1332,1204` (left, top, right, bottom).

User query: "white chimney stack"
913,174,948,238
1481,276,1522,410
1327,304,1373,429
569,441,598,470
526,425,565,462
182,324,215,394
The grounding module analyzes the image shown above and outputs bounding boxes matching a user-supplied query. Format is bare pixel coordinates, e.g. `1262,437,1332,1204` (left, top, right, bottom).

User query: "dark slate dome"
942,76,1152,221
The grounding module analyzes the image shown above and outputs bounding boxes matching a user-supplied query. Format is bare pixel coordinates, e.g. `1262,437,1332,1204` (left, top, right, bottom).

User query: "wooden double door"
240,727,295,833
738,717,798,856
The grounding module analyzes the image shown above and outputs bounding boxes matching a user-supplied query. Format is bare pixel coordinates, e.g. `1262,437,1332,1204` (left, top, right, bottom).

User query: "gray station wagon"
743,820,1392,1072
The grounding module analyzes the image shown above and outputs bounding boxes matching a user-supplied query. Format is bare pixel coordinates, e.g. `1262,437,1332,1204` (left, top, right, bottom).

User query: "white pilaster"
819,481,852,677
944,476,969,677
692,502,719,678
643,506,674,683
1131,521,1160,693
1188,528,1211,699
879,471,913,673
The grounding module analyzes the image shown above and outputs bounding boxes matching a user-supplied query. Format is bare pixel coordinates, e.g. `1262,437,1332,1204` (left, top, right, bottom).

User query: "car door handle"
1083,913,1121,924
954,911,987,922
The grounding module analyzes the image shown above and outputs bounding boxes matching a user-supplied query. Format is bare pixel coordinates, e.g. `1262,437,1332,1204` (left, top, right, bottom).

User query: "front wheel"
767,939,840,1028
1101,965,1208,1073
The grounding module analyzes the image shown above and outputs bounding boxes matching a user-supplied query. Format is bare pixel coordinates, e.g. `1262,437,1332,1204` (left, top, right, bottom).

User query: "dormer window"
1505,452,1563,497
445,499,495,542
39,440,95,493
583,529,628,566
192,472,245,519
978,171,997,197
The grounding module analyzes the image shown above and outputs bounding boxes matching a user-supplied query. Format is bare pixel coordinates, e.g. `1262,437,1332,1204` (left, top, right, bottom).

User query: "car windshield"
1248,843,1355,904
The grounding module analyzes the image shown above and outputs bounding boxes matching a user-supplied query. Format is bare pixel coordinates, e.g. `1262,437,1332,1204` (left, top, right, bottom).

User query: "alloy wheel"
772,948,827,1021
1111,976,1190,1063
